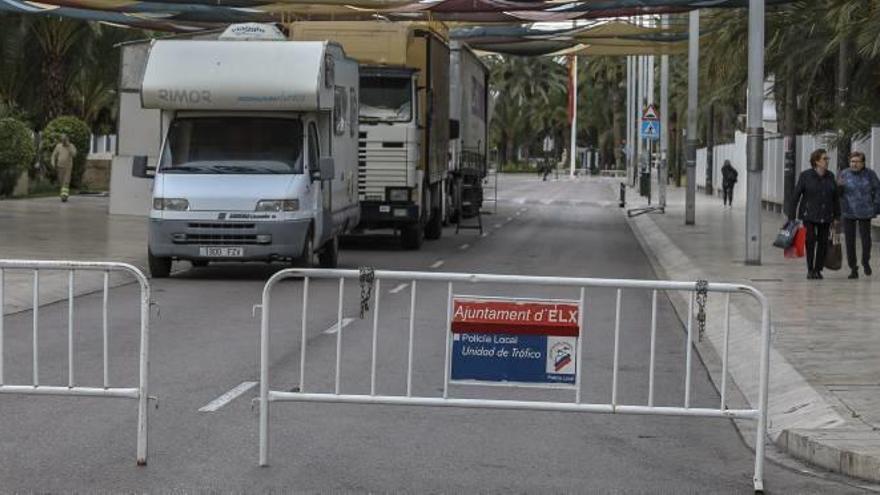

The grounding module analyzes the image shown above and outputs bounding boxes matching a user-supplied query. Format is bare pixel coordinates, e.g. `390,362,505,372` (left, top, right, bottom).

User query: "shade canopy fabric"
1,0,788,34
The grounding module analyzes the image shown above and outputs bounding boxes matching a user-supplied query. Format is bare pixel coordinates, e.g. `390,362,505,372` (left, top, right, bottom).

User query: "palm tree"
29,17,94,121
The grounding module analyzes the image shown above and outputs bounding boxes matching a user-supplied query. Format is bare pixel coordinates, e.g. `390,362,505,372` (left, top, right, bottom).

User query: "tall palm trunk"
32,18,87,123
611,88,623,169
44,53,66,120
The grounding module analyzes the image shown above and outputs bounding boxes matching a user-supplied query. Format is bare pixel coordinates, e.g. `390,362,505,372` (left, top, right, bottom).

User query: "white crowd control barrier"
0,260,152,465
258,269,771,492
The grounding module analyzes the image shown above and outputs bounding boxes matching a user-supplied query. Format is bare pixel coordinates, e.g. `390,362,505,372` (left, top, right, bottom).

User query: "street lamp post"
745,0,765,265
685,10,699,225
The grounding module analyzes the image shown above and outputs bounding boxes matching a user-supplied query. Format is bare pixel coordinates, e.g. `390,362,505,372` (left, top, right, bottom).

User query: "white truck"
290,22,450,249
133,34,360,277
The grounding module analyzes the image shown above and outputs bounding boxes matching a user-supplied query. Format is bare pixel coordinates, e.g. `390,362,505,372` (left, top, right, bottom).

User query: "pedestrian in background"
789,148,840,280
721,160,738,207
51,134,77,202
836,151,880,279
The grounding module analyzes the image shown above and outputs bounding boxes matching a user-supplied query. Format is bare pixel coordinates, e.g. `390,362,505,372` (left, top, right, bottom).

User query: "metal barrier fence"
258,269,771,492
0,260,152,465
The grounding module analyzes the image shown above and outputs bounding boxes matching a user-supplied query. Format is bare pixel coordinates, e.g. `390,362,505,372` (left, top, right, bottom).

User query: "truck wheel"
318,236,339,268
148,250,171,278
401,223,423,250
298,229,316,267
424,208,442,240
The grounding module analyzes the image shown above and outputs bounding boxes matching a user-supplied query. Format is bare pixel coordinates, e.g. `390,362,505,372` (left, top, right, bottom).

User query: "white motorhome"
134,36,360,277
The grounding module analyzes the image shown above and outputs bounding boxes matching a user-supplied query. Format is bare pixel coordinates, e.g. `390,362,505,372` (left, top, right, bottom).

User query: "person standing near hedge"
836,151,880,279
789,148,840,280
51,134,77,202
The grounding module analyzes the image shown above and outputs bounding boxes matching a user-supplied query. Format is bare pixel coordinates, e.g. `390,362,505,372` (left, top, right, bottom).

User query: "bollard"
619,182,626,208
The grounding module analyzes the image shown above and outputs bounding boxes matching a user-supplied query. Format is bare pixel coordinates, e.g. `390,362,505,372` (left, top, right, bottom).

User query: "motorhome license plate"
199,247,244,257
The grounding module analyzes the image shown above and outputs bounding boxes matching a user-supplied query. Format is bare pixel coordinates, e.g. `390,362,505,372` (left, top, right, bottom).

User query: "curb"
779,428,880,482
614,183,880,483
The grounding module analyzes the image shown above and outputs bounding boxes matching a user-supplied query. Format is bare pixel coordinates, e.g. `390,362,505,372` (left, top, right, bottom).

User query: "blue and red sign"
450,298,580,385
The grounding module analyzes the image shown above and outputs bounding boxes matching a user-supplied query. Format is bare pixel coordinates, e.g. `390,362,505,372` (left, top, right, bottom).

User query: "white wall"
695,126,880,208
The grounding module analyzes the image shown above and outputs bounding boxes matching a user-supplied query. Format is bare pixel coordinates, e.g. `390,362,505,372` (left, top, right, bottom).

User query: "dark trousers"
804,221,831,272
722,185,734,205
843,218,872,270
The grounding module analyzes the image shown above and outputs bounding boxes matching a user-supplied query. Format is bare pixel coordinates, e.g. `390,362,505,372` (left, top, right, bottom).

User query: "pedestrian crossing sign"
642,104,659,121
640,120,660,140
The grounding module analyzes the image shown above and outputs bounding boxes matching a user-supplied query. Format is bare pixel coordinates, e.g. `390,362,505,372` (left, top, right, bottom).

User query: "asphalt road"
0,175,871,493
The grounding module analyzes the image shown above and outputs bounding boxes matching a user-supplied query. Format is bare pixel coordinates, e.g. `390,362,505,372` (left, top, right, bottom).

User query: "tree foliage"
488,2,880,172
39,115,91,188
0,117,36,196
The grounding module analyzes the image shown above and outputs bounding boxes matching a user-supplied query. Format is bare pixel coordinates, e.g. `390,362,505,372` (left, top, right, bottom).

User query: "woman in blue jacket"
837,151,880,279
789,148,840,280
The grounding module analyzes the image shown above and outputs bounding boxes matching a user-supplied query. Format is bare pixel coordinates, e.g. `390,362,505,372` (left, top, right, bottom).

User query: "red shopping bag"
784,224,806,258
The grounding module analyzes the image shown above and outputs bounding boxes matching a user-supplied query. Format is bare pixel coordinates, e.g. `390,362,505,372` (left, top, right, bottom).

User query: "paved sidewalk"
0,195,146,315
621,179,880,482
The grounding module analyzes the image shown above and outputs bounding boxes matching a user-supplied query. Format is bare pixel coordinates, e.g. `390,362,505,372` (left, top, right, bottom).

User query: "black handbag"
825,231,842,271
773,220,799,249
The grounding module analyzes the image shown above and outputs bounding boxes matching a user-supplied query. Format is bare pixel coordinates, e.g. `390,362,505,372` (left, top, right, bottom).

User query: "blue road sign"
640,120,661,141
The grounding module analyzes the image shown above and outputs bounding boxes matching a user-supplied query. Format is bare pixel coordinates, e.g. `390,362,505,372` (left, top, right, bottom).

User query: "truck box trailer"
134,35,360,276
448,40,490,221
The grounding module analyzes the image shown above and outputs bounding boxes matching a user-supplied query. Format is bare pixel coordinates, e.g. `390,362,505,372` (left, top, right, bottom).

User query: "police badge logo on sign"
546,337,576,375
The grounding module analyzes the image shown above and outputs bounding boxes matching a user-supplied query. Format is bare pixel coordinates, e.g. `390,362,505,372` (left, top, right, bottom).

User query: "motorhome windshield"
160,117,303,174
360,76,412,122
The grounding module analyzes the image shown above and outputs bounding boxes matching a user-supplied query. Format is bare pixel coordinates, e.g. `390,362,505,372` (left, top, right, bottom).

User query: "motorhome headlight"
386,187,411,203
255,199,299,212
153,198,189,211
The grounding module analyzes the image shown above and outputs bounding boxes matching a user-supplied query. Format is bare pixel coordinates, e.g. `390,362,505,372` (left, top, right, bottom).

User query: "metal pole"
627,56,633,184
706,104,715,195
745,0,765,264
648,49,655,203
635,55,648,188
570,55,578,178
686,10,699,225
631,56,639,187
660,14,670,208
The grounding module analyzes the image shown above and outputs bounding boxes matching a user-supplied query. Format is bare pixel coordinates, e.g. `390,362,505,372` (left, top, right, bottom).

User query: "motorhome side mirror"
131,156,154,178
449,120,460,140
319,157,335,181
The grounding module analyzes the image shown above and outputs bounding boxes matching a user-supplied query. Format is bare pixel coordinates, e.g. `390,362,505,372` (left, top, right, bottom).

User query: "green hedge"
0,118,36,197
39,116,90,188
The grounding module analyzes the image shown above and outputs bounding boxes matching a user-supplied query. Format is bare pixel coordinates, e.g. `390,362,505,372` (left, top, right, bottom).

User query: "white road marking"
430,260,445,269
323,317,355,334
480,232,488,238
460,244,470,250
198,381,258,412
389,283,409,294
494,224,503,229
506,217,513,221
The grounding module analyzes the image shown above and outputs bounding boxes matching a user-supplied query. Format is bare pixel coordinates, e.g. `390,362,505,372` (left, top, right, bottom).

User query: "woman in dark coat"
788,148,840,279
720,160,738,206
837,151,880,278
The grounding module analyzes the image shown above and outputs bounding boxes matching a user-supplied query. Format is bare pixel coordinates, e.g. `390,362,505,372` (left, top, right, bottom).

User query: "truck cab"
135,36,360,277
289,21,449,250
357,66,423,246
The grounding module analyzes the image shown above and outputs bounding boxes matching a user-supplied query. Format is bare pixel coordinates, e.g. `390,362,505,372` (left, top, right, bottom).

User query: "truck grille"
182,222,259,244
182,234,259,245
358,137,409,201
187,223,255,230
